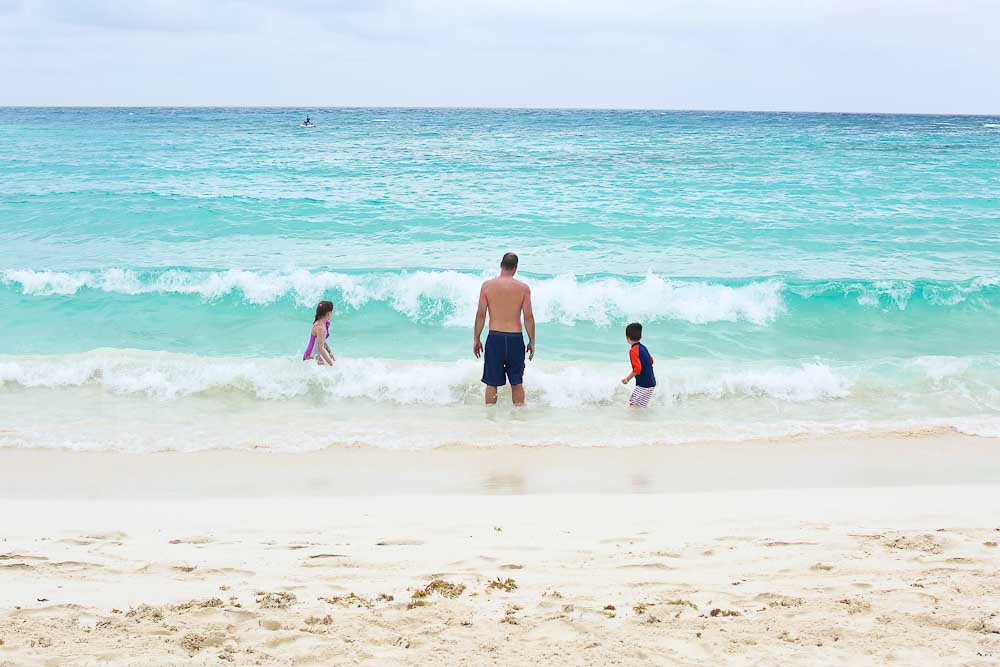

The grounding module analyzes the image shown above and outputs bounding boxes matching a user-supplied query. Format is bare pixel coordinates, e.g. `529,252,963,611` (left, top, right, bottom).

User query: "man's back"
473,252,535,405
482,276,529,332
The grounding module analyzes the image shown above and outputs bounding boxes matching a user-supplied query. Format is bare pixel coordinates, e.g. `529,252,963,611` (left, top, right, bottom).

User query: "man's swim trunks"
481,331,526,387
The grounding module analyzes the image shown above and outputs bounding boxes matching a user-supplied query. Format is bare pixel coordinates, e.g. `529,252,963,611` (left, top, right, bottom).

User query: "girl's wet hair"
314,300,334,322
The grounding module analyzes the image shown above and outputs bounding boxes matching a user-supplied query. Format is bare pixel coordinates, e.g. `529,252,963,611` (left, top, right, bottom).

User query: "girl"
303,300,335,365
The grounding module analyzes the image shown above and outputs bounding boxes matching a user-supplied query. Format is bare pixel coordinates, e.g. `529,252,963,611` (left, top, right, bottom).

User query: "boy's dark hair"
500,252,519,270
626,322,643,341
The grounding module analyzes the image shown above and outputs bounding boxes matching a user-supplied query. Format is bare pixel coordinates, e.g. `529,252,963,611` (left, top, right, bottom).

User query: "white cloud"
1,0,998,112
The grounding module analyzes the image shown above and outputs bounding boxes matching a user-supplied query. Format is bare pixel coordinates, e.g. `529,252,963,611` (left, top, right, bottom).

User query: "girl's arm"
622,372,636,385
318,345,334,365
313,323,334,365
318,336,334,364
324,341,335,362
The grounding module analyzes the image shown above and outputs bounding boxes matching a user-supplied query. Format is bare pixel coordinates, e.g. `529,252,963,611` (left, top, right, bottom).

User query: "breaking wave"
2,349,997,407
3,269,998,328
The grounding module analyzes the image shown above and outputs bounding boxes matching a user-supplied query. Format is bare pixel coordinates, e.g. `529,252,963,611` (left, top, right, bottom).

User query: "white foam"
2,350,999,452
663,362,851,402
910,356,973,382
1,269,784,326
2,269,95,295
0,349,853,405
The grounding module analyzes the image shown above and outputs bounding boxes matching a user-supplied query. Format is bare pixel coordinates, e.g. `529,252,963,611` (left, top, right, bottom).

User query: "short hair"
626,322,643,341
500,252,519,270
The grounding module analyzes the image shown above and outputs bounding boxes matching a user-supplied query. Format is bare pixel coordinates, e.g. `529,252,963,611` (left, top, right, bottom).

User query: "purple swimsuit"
303,320,330,361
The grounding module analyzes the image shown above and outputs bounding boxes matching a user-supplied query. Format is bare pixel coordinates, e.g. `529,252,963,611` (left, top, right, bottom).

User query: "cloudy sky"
2,0,998,112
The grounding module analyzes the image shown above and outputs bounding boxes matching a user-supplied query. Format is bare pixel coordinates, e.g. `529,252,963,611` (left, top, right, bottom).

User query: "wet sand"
3,431,1000,498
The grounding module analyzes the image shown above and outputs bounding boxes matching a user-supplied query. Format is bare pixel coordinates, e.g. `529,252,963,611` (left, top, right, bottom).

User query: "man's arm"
473,283,488,358
523,285,535,361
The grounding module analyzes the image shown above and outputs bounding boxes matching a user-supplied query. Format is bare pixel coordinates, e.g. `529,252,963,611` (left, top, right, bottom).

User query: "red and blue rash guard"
629,342,656,388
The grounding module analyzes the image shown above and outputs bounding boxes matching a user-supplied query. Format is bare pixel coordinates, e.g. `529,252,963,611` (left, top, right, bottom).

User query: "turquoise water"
1,108,999,450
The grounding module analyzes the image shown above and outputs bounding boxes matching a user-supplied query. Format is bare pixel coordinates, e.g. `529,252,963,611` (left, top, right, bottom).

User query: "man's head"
626,322,643,343
500,252,519,273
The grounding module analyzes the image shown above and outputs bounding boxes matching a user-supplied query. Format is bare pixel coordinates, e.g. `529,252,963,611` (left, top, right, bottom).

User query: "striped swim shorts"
629,385,655,408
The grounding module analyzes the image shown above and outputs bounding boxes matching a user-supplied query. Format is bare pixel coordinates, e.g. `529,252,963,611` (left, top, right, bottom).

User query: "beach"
2,434,1000,666
2,108,1000,664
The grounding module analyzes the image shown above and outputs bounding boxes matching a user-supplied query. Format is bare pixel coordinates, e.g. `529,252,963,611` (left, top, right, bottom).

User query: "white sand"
2,436,1000,665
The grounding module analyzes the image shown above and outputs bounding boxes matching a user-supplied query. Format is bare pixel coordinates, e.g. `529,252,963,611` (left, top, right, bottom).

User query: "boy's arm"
623,346,642,384
630,346,643,374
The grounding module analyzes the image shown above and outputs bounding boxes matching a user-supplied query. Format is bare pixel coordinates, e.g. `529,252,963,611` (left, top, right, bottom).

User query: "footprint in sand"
49,561,103,571
85,532,128,541
168,536,214,545
600,537,646,545
0,562,32,570
307,553,348,559
0,553,48,562
617,562,675,570
264,634,303,649
525,618,582,642
194,567,255,577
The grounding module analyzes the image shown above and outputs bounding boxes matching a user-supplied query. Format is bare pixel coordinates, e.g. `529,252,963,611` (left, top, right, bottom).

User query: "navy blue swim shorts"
481,331,526,387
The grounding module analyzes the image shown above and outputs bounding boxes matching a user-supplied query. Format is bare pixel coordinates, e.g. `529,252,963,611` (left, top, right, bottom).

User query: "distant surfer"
473,253,536,406
301,116,315,127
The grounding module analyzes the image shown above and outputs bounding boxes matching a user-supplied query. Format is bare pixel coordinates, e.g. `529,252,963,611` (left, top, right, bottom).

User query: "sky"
1,0,998,113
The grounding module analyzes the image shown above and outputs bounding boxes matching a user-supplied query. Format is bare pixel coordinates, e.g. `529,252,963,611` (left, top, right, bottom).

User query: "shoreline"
2,432,999,498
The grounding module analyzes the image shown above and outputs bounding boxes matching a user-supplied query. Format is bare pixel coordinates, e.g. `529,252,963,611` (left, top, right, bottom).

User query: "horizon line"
1,105,997,118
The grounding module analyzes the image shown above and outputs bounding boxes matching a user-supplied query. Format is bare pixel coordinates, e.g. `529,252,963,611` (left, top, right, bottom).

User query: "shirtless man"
473,252,536,405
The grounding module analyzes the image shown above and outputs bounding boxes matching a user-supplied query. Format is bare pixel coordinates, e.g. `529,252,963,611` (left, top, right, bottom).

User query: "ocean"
1,107,999,451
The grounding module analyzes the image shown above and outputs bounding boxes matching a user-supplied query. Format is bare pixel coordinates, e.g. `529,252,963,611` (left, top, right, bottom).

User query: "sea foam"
6,349,995,408
0,349,856,405
1,269,785,325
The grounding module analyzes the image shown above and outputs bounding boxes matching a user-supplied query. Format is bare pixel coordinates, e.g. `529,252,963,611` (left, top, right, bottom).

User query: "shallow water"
2,108,998,450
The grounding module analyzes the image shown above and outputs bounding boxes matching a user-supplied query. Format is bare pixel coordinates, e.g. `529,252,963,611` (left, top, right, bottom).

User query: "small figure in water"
621,322,655,407
303,116,313,126
304,300,334,365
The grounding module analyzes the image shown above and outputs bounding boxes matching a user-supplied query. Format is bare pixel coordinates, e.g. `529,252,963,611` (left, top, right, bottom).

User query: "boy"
621,322,656,407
